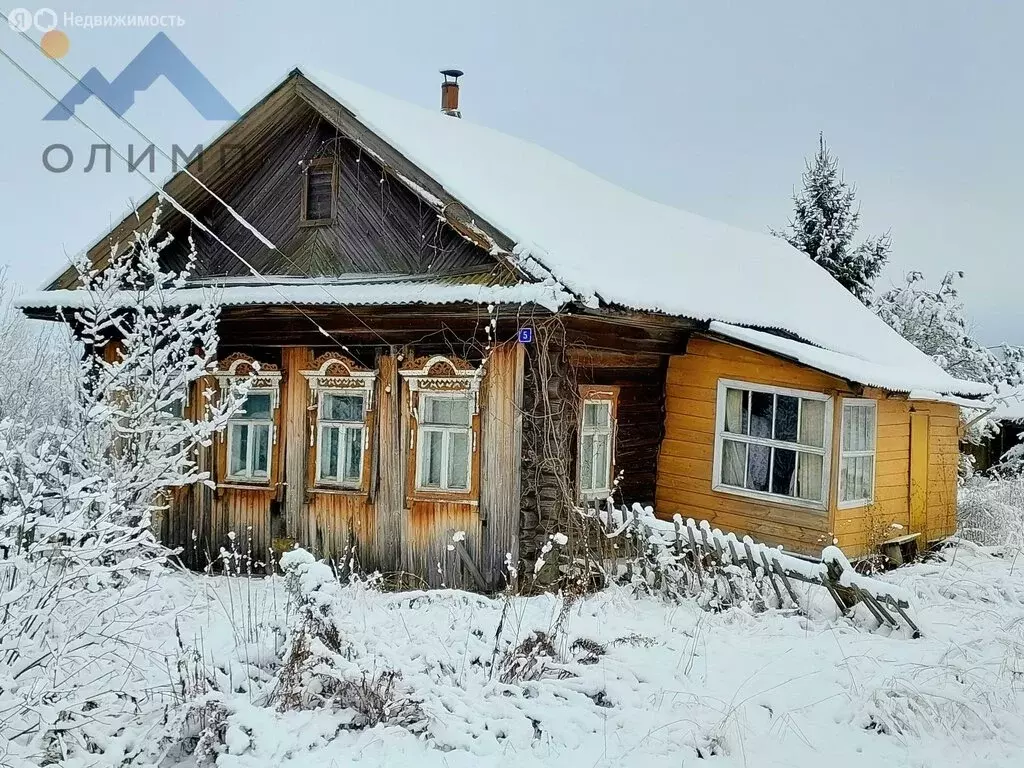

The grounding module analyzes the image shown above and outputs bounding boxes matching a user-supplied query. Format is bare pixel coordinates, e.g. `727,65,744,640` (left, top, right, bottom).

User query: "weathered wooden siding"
656,335,963,559
173,108,497,281
479,343,526,585
163,340,524,589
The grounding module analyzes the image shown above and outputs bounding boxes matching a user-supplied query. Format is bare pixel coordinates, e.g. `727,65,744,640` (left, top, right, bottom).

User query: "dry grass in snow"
34,539,1014,768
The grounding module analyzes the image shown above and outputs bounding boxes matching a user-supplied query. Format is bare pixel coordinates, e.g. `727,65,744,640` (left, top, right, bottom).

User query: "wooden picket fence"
601,504,921,637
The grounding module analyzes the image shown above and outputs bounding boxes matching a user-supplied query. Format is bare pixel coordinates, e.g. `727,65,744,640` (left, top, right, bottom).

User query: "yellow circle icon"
41,29,70,59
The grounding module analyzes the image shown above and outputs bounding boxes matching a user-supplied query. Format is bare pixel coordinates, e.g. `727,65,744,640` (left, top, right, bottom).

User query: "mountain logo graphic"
45,32,238,121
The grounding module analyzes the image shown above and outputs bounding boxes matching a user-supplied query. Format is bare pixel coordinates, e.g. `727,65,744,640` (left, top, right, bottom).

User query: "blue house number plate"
518,327,533,343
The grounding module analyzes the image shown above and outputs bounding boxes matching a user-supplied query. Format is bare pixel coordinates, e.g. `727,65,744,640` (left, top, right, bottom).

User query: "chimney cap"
440,69,464,82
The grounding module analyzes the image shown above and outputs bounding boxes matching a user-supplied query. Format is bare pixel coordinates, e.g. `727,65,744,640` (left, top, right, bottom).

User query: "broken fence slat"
448,534,487,591
686,523,705,586
759,550,784,608
772,559,801,605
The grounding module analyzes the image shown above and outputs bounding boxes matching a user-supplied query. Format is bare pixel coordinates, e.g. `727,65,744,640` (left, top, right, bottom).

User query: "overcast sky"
1,0,1020,343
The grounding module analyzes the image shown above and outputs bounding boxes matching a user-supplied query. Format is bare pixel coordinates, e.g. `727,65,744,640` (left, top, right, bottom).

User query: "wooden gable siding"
168,104,496,281
655,335,962,558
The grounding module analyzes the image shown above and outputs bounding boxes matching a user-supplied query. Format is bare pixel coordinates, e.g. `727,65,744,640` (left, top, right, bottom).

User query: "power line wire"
0,18,398,349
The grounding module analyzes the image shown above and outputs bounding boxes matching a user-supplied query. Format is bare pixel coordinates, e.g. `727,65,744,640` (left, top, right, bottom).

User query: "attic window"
301,158,335,224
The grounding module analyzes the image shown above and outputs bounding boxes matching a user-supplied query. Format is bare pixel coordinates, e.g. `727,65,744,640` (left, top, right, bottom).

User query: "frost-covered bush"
874,271,1020,445
275,548,426,731
958,475,1024,552
0,211,246,765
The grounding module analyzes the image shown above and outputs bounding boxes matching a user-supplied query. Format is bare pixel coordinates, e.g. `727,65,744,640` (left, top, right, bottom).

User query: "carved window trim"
214,353,283,488
400,355,483,503
301,354,377,493
300,157,337,226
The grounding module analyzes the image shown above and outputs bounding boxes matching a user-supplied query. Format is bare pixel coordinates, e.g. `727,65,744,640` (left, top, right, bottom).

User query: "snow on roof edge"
709,321,991,399
15,281,573,313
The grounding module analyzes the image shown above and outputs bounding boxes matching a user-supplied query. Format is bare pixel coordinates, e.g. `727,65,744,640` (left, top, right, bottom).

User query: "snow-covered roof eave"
709,321,992,400
15,280,574,314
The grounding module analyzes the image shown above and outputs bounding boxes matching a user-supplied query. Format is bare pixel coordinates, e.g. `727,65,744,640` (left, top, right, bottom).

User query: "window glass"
583,401,610,428
796,453,824,500
746,443,771,492
240,394,272,420
421,430,444,487
422,396,471,426
775,395,799,442
229,423,248,476
799,399,826,448
343,428,363,483
253,424,270,476
448,432,470,490
771,447,797,495
323,426,341,479
749,391,774,438
721,439,746,486
724,388,748,434
716,382,830,506
839,401,876,504
323,393,363,422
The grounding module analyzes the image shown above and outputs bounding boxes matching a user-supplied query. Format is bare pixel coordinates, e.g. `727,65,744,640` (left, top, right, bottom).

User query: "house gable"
47,72,523,291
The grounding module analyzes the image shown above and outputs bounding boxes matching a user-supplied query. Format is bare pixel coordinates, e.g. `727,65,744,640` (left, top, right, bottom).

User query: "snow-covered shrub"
276,548,426,731
874,270,1020,445
0,210,246,765
958,475,1024,552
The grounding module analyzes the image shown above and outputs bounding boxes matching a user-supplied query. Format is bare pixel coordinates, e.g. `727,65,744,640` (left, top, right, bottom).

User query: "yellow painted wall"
655,335,961,558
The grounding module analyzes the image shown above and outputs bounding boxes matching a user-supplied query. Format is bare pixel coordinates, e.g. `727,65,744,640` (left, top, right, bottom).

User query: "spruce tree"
774,135,890,304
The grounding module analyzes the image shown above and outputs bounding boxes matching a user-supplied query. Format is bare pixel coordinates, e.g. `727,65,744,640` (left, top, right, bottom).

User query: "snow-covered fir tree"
774,135,890,304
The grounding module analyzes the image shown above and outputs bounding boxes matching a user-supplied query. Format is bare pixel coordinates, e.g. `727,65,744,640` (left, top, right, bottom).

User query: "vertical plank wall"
656,335,964,558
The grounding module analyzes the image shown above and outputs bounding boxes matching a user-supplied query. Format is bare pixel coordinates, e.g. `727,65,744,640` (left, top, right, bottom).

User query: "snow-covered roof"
19,68,989,399
16,279,572,313
991,387,1024,422
293,71,987,398
708,322,989,398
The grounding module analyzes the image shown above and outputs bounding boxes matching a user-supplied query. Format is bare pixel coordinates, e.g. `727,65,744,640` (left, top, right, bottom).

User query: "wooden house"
18,69,990,588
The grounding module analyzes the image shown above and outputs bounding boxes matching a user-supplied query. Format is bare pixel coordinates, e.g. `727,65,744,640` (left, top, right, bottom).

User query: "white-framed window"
317,391,367,487
713,379,832,510
839,399,877,507
227,391,274,482
415,393,473,492
580,397,615,497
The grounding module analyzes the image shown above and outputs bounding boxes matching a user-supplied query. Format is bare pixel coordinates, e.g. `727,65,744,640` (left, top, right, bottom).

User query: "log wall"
164,340,525,589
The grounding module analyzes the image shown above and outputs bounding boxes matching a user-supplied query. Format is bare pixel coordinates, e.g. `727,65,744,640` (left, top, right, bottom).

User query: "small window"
416,393,473,492
839,399,877,507
317,392,366,487
301,158,335,224
714,380,831,508
579,387,618,499
227,392,274,481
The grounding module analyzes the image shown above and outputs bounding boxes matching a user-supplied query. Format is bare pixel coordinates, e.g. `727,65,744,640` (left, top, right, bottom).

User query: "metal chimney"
440,69,463,117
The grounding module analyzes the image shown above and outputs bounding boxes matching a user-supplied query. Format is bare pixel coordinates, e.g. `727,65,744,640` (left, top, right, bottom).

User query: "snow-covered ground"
93,540,1021,768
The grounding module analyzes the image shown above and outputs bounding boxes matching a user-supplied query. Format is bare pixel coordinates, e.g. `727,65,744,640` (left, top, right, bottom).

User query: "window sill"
836,497,875,511
711,482,827,513
409,492,478,506
311,486,367,497
218,481,274,491
298,218,333,228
